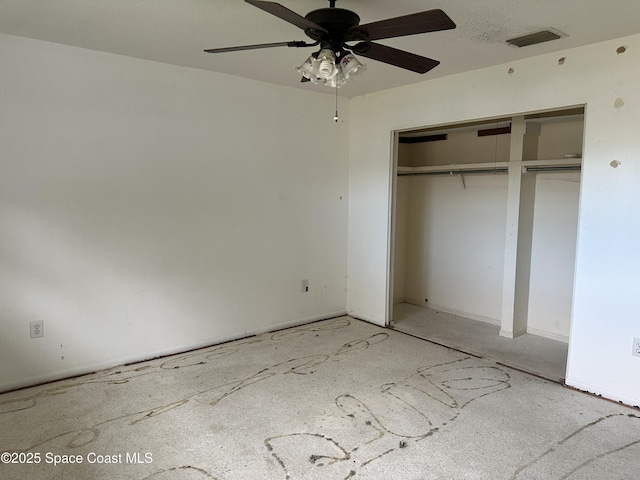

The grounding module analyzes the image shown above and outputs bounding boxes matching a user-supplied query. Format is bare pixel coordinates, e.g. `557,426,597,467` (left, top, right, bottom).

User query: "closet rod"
524,166,581,173
398,168,508,177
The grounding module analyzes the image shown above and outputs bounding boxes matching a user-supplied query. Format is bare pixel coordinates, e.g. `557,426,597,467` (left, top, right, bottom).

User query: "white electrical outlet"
632,337,640,358
30,320,44,339
301,279,309,293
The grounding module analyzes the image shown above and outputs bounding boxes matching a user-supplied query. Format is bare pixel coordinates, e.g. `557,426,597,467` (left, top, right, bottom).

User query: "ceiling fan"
204,0,456,88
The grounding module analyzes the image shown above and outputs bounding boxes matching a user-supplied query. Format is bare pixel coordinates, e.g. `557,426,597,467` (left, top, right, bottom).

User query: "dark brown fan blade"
205,40,309,54
245,0,328,33
349,9,455,41
353,42,440,74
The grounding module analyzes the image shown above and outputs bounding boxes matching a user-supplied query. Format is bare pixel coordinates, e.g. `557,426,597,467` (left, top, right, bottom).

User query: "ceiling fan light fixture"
296,55,322,83
297,49,367,88
339,53,367,82
317,48,338,79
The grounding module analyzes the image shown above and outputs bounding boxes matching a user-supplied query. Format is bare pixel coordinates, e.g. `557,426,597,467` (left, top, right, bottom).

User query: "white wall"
0,34,349,392
392,176,409,304
527,172,580,341
348,34,640,406
398,174,508,323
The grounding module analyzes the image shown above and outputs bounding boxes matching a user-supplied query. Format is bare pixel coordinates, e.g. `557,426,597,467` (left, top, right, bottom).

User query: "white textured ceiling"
1,0,639,97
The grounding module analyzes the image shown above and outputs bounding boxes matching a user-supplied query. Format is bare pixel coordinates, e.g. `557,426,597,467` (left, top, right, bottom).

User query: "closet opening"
389,106,585,383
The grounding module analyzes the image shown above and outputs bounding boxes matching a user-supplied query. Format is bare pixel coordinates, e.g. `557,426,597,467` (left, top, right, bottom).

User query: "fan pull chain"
333,84,339,122
493,120,499,173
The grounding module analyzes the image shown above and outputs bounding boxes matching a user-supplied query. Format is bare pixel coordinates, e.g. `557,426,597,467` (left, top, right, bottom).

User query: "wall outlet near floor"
301,279,309,293
632,337,640,358
30,320,44,339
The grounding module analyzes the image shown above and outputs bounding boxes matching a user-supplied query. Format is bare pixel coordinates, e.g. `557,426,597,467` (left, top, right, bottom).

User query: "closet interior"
391,107,584,382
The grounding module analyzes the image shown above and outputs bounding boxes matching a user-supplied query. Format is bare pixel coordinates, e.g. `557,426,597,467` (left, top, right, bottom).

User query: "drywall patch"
617,46,627,54
614,98,625,109
610,160,621,168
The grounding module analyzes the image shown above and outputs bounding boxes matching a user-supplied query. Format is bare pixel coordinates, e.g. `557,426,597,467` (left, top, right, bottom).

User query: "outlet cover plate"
632,337,640,358
30,320,44,338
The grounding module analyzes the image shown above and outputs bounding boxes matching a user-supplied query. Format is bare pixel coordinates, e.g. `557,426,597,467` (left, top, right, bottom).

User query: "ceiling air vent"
507,29,564,48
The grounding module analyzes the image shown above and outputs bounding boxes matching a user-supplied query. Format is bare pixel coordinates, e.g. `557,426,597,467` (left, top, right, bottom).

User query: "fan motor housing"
304,8,361,47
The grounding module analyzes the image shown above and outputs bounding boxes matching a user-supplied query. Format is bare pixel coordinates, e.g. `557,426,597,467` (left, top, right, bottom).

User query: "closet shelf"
397,158,581,175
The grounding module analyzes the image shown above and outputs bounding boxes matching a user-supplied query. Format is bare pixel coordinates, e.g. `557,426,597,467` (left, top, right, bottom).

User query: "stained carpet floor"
392,303,569,383
1,316,638,479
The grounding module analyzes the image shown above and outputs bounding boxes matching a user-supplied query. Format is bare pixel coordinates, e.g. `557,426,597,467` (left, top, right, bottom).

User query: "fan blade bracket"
303,28,324,43
350,42,370,55
288,40,317,48
346,29,369,43
204,40,317,54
